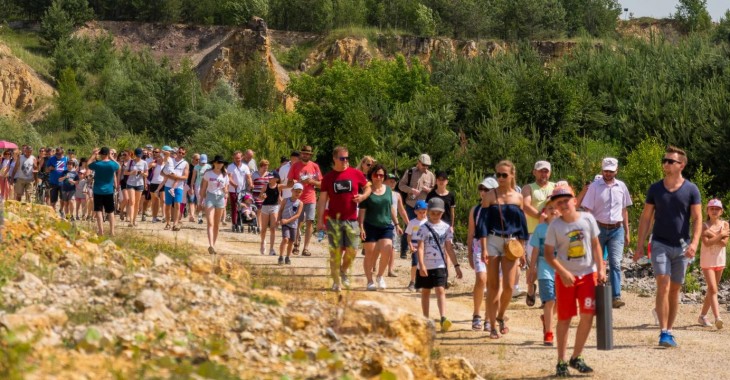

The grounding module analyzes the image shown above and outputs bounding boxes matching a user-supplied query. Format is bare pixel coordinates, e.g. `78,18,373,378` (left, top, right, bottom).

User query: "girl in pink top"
698,198,728,329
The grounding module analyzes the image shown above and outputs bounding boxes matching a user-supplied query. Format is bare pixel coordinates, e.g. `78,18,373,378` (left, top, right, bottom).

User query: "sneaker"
269,249,277,256
658,331,678,348
331,283,341,292
152,217,161,223
612,298,626,309
366,281,377,291
471,315,482,331
407,281,415,292
555,361,569,377
285,256,291,265
544,331,554,346
569,356,593,373
400,252,407,259
512,289,527,298
440,316,452,332
198,217,203,224
716,319,724,330
278,256,284,265
698,315,712,327
59,211,65,219
141,215,147,222
377,276,386,289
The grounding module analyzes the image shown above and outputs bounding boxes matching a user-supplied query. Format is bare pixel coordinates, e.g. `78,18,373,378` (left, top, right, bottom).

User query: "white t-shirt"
227,162,251,193
278,162,292,199
125,159,148,187
405,218,427,242
544,212,600,277
416,220,453,270
164,159,188,189
151,160,164,184
204,170,229,196
14,155,36,180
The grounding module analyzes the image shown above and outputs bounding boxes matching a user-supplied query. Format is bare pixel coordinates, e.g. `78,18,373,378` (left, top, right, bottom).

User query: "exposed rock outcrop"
0,42,54,117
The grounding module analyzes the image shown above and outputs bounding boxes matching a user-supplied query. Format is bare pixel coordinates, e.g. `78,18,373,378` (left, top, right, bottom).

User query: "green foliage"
0,27,53,81
221,0,269,25
490,0,567,40
269,0,335,33
621,138,664,225
0,330,34,380
40,0,73,49
0,119,44,149
674,0,712,34
55,67,85,130
713,10,730,44
560,0,621,37
413,4,437,37
238,61,278,110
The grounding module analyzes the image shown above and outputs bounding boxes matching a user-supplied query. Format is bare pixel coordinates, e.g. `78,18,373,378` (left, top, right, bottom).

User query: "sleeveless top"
262,184,280,206
526,182,555,233
282,198,301,228
700,221,728,269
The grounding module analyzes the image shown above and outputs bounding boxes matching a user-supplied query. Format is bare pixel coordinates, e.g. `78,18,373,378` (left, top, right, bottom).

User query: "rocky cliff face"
0,42,54,118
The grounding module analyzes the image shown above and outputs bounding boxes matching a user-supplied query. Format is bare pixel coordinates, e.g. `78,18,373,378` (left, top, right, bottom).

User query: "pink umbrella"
0,141,18,150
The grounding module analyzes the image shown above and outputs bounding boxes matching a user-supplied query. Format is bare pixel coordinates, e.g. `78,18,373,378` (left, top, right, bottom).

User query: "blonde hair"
259,159,270,167
357,155,376,173
495,160,517,190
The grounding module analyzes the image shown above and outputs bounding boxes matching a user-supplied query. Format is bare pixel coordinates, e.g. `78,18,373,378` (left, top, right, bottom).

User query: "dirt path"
131,219,730,379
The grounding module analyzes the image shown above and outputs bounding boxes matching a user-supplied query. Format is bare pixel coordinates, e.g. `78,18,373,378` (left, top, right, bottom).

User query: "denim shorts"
538,279,556,303
411,250,419,267
127,185,144,192
651,240,690,284
471,238,486,273
164,187,184,205
363,223,394,243
282,225,297,240
204,193,226,209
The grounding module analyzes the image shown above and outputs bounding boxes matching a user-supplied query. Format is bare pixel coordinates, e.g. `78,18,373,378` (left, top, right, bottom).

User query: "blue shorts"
538,279,556,303
411,251,418,267
651,240,690,284
204,193,226,209
164,187,184,205
363,223,394,243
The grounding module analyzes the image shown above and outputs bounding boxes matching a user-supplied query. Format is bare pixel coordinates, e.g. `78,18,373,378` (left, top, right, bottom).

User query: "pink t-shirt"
287,161,321,205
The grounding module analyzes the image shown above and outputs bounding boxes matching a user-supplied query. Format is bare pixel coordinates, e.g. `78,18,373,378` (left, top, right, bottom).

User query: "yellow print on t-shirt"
566,229,586,259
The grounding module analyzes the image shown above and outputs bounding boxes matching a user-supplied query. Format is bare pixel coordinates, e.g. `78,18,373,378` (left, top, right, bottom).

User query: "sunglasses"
496,172,509,179
338,156,349,161
372,173,385,179
661,158,681,165
365,163,372,167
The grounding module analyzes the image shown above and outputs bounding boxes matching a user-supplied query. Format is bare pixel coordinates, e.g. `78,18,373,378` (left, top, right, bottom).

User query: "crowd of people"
1,142,726,377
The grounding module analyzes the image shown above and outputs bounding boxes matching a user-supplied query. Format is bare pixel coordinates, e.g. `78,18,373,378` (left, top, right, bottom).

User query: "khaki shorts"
13,178,35,200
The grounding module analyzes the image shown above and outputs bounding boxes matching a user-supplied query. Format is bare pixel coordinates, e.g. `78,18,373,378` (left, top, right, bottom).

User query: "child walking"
415,198,463,332
543,185,605,377
278,183,304,265
59,161,79,220
698,198,728,329
527,203,560,346
406,200,428,291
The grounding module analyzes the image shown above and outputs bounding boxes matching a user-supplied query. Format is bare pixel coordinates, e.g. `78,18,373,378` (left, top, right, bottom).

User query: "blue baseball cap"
162,145,173,152
414,200,428,210
200,154,208,164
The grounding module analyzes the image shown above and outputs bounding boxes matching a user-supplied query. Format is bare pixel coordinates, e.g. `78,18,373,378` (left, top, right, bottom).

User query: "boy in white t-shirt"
406,200,428,292
544,185,605,377
416,198,462,332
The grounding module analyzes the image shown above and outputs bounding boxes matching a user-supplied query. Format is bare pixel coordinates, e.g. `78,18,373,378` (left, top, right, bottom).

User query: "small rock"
433,356,481,380
189,256,212,275
154,253,175,267
20,252,40,266
325,327,339,341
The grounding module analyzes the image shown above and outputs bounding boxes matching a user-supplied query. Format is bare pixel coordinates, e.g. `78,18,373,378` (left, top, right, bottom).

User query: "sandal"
526,282,536,306
497,318,509,335
164,224,171,230
172,224,181,231
301,249,312,257
489,328,500,339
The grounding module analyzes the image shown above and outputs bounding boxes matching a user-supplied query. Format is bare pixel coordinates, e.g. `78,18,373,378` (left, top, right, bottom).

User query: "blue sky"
618,0,728,21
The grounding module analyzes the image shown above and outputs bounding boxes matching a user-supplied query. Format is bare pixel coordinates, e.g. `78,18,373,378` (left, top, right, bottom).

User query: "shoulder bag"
495,189,524,261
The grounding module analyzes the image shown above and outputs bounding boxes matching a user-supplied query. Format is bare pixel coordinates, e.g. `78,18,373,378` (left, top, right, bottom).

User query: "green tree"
713,9,730,44
490,0,566,40
220,0,269,25
40,0,74,49
332,0,367,28
560,0,620,37
56,67,85,130
413,3,437,36
674,0,712,33
269,0,334,32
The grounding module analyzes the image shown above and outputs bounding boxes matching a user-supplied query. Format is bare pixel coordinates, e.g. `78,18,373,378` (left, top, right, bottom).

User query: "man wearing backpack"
398,154,435,259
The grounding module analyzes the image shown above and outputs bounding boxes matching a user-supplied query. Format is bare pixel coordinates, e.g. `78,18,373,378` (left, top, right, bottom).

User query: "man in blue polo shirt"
634,145,702,348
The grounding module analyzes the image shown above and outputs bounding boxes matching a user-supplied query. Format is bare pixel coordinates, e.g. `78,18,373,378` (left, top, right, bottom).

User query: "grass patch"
0,27,53,81
246,264,313,292
107,230,198,264
0,329,34,380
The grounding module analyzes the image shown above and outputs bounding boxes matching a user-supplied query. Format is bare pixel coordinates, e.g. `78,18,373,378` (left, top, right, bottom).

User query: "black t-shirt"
262,184,280,206
426,190,456,226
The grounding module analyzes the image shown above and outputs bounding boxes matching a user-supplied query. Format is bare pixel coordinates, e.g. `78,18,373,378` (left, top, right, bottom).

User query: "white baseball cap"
292,183,304,191
602,157,618,171
479,177,498,190
418,154,432,166
534,161,551,171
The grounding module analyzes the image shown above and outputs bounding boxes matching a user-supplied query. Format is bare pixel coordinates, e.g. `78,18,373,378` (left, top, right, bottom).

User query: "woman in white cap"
191,153,211,224
467,176,497,332
123,148,149,227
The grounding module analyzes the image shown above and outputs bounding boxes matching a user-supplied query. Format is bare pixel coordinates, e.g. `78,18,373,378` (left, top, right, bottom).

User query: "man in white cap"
580,157,632,308
398,153,436,259
522,160,556,302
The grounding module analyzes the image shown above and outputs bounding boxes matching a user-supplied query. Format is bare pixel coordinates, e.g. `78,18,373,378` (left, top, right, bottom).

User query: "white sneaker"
340,273,350,288
377,276,386,289
698,315,712,327
366,281,377,291
331,283,341,292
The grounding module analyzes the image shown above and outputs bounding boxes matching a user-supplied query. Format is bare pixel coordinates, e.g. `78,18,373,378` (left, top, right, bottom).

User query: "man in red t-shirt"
286,145,322,256
318,146,371,292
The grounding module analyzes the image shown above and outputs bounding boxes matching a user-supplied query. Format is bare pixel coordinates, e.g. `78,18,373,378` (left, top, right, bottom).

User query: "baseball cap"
99,147,110,156
292,183,304,191
386,173,398,181
414,200,428,210
479,177,498,190
549,185,575,201
145,144,153,150
200,154,208,164
271,171,281,180
243,194,252,201
436,171,448,180
162,145,174,152
602,157,618,171
134,148,143,157
418,154,432,166
708,199,723,208
534,161,551,171
290,150,300,157
427,197,445,212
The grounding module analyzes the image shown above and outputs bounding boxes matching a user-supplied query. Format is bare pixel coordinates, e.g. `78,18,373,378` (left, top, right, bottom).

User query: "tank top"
262,184,280,206
282,198,301,228
526,182,555,233
151,161,164,184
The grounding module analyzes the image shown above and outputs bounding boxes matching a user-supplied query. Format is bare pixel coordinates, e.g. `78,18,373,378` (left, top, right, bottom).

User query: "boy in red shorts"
544,185,606,377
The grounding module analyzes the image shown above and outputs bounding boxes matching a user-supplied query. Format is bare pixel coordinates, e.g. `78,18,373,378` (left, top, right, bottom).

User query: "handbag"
495,189,524,261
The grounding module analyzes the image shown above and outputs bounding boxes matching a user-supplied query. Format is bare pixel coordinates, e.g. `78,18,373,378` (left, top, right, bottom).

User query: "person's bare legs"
107,212,115,236
435,286,446,318
655,275,671,330
544,300,556,332
205,206,216,247
701,269,719,319
302,219,313,251
421,288,432,318
473,272,487,317
376,239,392,277
667,281,682,330
95,211,104,235
171,202,180,228
124,189,133,224
259,212,270,252
498,259,518,321
571,313,594,359
486,256,502,330
268,212,278,252
363,242,377,283
556,319,571,361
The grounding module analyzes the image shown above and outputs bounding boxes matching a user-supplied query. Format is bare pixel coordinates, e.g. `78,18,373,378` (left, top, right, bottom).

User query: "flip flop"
497,318,509,335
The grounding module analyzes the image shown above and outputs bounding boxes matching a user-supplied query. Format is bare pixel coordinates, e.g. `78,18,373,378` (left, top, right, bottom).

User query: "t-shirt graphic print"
334,180,352,194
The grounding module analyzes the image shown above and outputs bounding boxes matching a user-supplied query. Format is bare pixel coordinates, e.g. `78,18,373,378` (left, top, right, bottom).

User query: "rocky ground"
0,201,478,380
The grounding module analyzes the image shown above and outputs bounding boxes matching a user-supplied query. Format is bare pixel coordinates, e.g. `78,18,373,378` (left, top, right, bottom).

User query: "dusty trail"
130,218,730,379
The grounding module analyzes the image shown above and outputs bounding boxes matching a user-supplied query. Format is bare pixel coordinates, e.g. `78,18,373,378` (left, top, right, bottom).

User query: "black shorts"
363,222,395,243
149,183,163,193
93,193,115,213
415,268,448,290
50,184,61,203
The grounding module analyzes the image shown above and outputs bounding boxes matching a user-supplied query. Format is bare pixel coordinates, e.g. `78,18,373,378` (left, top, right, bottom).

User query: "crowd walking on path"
2,140,728,377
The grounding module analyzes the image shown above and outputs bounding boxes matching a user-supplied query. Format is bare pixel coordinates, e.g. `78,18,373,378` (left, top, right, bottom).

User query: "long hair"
495,160,517,190
358,155,376,174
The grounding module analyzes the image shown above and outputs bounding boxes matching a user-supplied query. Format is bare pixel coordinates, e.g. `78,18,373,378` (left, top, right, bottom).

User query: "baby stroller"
236,193,260,234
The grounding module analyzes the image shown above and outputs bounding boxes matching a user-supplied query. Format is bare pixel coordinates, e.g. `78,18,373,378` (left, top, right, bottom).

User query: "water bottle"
679,238,688,253
317,230,325,242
